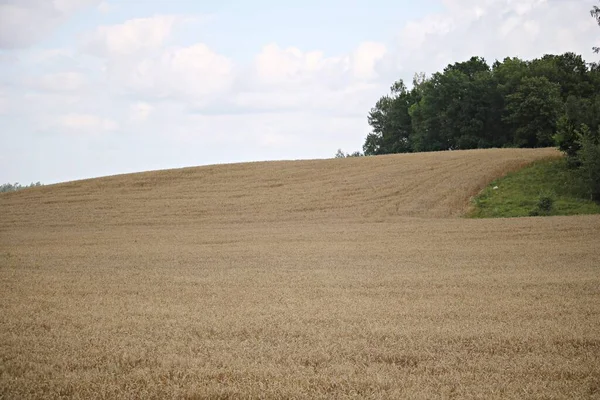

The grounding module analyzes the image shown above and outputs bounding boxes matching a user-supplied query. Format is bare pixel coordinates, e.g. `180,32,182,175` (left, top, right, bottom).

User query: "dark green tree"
554,94,600,165
552,6,600,161
444,56,490,79
529,53,593,99
575,124,600,201
409,57,504,151
441,57,495,150
503,76,563,147
362,50,600,155
493,57,530,97
364,80,414,155
408,75,448,151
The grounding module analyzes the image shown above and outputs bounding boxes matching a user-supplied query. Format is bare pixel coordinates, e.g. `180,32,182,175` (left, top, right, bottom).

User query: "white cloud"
0,52,19,64
145,104,367,158
253,44,347,87
21,48,75,65
25,72,88,93
0,91,8,115
104,43,235,104
78,16,233,105
0,0,101,49
53,0,101,14
129,102,154,123
382,0,599,82
81,15,179,56
253,41,387,86
250,42,387,89
165,44,235,95
224,42,388,115
351,42,388,80
57,113,119,132
97,1,114,14
400,15,455,51
232,82,383,117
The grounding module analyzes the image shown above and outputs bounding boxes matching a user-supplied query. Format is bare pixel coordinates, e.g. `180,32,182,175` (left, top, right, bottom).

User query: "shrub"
530,192,555,216
347,151,364,157
0,182,43,193
334,149,364,158
554,115,581,168
575,124,600,201
537,194,554,213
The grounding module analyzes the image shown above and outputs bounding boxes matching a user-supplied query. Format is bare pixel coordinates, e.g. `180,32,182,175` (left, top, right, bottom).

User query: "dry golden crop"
1,148,599,399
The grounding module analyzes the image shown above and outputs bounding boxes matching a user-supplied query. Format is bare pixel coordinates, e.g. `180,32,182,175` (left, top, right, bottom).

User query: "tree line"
0,182,43,193
363,52,599,155
347,3,600,201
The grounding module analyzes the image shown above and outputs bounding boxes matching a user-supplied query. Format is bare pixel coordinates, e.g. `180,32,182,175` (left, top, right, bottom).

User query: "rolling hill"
1,147,562,227
1,148,599,399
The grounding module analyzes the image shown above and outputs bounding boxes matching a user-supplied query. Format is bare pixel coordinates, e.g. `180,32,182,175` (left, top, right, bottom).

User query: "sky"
0,0,598,184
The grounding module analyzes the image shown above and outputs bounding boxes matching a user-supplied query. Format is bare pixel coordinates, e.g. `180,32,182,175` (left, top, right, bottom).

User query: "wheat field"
1,148,599,399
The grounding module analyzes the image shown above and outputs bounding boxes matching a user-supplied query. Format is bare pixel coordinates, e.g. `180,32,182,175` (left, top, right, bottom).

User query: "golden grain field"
1,148,599,399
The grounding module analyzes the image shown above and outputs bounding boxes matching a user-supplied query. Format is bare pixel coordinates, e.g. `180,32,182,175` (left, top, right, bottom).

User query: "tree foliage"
335,149,363,158
363,80,414,155
351,7,600,200
593,2,600,54
575,124,600,201
503,76,562,148
0,182,43,193
363,52,600,155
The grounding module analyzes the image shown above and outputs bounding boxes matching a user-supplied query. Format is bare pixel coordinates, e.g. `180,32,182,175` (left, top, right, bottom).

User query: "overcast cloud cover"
0,0,598,184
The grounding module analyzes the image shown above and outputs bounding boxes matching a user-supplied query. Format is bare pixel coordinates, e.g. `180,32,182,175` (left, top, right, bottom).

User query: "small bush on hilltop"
334,149,364,158
0,182,43,193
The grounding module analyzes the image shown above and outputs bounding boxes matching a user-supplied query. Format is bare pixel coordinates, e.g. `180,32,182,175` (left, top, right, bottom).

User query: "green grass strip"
469,157,600,218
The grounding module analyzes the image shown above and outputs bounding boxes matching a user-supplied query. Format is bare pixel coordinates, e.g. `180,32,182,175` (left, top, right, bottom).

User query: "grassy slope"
469,157,600,218
1,148,599,399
